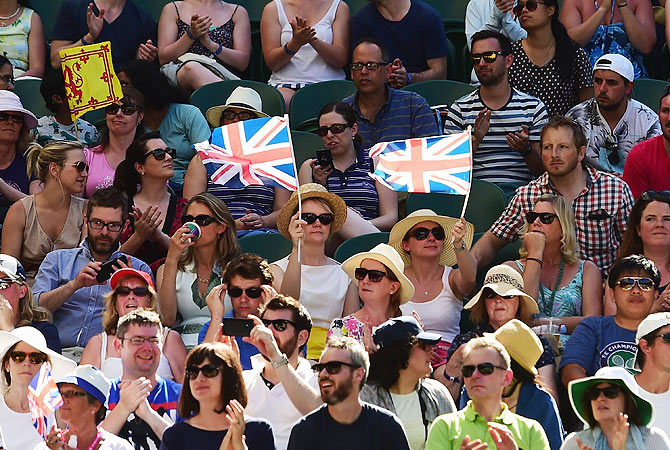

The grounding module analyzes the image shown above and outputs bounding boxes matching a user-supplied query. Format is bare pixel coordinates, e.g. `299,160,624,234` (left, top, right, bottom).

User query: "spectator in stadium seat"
566,54,661,175
0,1,45,79
0,56,13,91
350,0,448,88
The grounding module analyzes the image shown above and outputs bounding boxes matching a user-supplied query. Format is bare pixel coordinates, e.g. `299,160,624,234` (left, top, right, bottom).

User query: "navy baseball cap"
373,316,441,349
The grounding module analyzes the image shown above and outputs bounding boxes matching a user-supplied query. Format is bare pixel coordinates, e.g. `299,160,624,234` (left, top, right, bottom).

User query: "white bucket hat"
0,90,38,129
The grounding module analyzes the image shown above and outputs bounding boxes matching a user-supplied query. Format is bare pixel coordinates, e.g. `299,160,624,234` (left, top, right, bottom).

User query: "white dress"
0,394,54,450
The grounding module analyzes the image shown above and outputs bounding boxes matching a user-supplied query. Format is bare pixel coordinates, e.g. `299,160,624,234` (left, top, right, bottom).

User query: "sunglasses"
351,61,386,71
648,332,670,344
10,351,48,364
513,0,546,16
409,226,445,241
461,362,506,378
0,112,24,124
316,123,349,136
105,103,138,116
312,360,360,374
144,147,176,161
616,277,655,291
222,110,257,121
186,364,221,380
228,286,262,299
65,161,89,173
604,135,619,166
587,385,622,400
0,277,14,290
525,211,558,224
59,390,87,399
182,214,218,226
483,289,515,300
641,190,670,201
301,212,334,225
470,51,505,65
115,286,150,297
262,318,297,331
354,268,388,283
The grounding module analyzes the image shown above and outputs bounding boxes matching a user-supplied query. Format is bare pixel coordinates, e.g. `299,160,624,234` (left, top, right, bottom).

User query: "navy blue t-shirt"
0,152,31,236
350,0,449,73
160,419,275,450
51,0,157,70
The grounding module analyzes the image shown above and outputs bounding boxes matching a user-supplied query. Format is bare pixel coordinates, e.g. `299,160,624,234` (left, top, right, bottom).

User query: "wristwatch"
454,240,466,252
271,353,289,369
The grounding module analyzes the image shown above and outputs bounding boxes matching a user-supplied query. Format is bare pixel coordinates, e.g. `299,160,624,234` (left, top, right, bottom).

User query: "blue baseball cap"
58,364,111,405
373,316,441,349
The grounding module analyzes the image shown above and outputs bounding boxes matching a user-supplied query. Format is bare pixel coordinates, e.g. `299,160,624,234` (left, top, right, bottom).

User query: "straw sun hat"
205,86,269,128
389,209,474,268
488,319,542,375
464,264,539,315
276,183,347,239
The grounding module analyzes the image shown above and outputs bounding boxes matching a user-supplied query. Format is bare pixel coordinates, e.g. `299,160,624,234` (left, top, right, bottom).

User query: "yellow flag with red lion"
59,41,123,120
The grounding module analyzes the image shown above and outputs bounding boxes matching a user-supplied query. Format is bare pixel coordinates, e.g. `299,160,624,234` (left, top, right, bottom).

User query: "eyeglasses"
143,147,175,161
483,289,515,300
408,226,445,241
525,211,558,225
641,190,670,201
222,110,257,121
262,318,297,331
470,51,505,65
186,364,221,380
181,214,218,226
228,286,262,299
461,362,506,378
115,286,150,297
648,332,670,344
10,351,48,364
354,268,388,283
587,385,622,400
351,61,386,71
0,112,24,124
65,161,89,173
105,103,138,116
312,360,360,374
301,212,334,225
59,390,88,399
616,277,655,291
605,135,620,166
88,218,123,232
513,0,546,16
0,277,14,290
316,123,349,136
0,74,14,85
121,336,161,346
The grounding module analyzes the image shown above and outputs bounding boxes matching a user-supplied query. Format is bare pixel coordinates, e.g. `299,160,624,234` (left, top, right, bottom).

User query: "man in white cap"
632,312,670,437
566,54,660,175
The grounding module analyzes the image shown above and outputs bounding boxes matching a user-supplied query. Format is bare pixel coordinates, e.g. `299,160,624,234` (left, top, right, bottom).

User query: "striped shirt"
207,182,276,219
444,88,548,185
325,144,378,220
343,85,439,150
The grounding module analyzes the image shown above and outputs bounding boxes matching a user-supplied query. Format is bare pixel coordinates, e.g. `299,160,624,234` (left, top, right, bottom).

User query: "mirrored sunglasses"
470,51,505,64
616,277,655,291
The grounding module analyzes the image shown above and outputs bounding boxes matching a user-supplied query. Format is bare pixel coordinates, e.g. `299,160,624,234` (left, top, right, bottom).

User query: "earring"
140,171,145,176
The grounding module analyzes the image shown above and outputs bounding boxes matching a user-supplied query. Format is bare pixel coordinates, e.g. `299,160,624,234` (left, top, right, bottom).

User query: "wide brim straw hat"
341,243,415,304
487,319,542,375
569,366,653,427
277,183,347,239
205,86,269,128
0,326,76,391
0,90,38,129
464,264,539,315
388,209,474,268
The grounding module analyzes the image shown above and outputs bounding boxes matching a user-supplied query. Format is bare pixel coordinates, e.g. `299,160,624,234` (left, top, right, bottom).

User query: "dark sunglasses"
483,289,515,300
10,351,48,364
312,360,360,374
228,286,263,299
144,147,176,161
106,102,138,116
316,123,349,136
222,110,257,121
525,211,558,224
59,390,87,399
350,61,386,71
65,161,89,173
262,318,297,331
470,51,505,65
115,286,150,297
641,190,670,201
409,226,445,241
354,268,388,283
605,135,620,166
648,332,670,344
182,214,218,226
301,212,334,225
587,385,622,400
513,0,546,16
0,112,24,124
616,277,655,291
462,362,506,378
186,364,222,380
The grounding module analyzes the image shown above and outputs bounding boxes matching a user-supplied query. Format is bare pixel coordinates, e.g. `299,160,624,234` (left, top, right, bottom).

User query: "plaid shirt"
490,167,633,274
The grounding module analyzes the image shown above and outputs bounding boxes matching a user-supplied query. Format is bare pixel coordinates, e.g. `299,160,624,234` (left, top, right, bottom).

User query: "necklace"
0,6,20,27
538,258,565,317
197,276,211,284
411,268,441,296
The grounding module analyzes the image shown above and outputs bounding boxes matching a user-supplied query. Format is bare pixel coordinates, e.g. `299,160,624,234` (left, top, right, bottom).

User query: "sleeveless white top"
99,329,174,380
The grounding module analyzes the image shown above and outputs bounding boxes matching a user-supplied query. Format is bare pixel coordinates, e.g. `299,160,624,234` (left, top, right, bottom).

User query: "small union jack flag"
194,116,297,191
27,364,63,439
368,129,473,194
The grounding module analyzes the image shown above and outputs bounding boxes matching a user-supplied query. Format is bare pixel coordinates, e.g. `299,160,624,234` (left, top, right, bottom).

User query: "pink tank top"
83,146,116,198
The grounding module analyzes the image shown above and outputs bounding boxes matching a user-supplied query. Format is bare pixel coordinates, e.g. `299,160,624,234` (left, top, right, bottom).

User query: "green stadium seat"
141,0,169,21
13,78,51,118
291,130,323,169
239,233,293,263
334,232,390,263
288,80,357,132
190,80,285,118
632,78,669,111
233,0,268,21
31,0,64,42
402,79,476,108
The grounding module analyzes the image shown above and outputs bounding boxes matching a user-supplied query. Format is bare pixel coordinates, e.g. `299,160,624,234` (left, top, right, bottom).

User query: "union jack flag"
194,116,297,191
27,364,63,439
368,129,472,194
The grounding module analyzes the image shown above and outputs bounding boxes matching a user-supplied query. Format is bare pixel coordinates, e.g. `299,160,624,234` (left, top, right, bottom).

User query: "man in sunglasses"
33,187,152,357
426,336,549,449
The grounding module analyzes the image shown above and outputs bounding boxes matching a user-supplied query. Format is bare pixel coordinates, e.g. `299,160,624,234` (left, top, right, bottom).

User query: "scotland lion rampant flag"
27,364,63,438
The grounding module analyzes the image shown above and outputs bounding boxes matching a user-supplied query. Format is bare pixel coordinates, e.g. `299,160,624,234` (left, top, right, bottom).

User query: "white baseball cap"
593,54,634,82
57,364,111,404
633,312,670,370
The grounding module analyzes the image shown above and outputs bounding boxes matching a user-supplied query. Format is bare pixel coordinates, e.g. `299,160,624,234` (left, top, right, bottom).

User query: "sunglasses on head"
470,51,505,65
483,289,515,300
105,103,138,116
262,318,297,331
115,286,150,297
616,277,655,291
59,390,87,399
301,212,334,225
65,161,89,173
316,123,349,136
0,112,24,124
354,267,388,283
648,332,670,344
186,364,222,380
462,362,506,378
525,211,558,224
228,286,262,299
587,385,622,400
312,360,360,374
408,226,445,241
182,214,218,226
641,190,670,201
513,0,546,16
10,351,48,364
144,147,175,161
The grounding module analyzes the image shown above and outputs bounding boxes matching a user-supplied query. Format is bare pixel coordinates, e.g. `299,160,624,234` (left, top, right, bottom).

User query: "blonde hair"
25,140,85,183
15,283,51,327
102,275,158,335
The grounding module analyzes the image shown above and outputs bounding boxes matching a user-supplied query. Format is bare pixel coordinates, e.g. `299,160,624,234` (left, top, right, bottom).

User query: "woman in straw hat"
272,183,359,359
439,265,558,403
562,366,670,450
328,243,414,351
0,326,76,449
389,209,476,366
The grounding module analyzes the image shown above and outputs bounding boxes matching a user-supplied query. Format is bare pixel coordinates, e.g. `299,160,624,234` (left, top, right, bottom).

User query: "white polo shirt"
634,380,670,439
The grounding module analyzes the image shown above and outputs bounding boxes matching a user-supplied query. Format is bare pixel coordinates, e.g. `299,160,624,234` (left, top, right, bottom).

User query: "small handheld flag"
27,364,63,439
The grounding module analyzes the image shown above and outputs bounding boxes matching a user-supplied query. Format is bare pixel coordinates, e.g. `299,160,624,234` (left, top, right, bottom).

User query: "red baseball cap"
110,268,155,290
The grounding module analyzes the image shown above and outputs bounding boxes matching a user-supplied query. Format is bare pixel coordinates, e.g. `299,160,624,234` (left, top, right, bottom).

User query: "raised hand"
452,217,467,247
506,124,531,154
612,412,630,450
289,16,316,47
132,205,162,240
523,231,546,259
288,211,306,248
73,261,105,289
473,109,492,143
0,293,14,330
389,58,409,88
489,423,519,450
190,14,213,39
310,159,332,186
86,3,104,40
